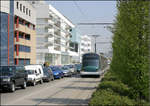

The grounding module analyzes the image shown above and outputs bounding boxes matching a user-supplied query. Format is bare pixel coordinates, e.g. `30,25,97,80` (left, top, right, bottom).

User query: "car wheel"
51,76,54,81
40,79,43,84
10,82,15,92
21,80,27,89
58,76,61,79
47,78,50,82
32,80,36,86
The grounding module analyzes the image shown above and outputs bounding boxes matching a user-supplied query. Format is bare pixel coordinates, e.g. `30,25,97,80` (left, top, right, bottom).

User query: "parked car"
65,65,77,75
50,66,64,79
0,66,27,92
25,65,44,86
75,64,82,73
42,67,54,82
60,66,72,77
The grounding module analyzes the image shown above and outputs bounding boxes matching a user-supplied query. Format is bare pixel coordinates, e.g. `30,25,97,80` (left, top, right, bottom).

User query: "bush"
101,71,118,82
90,70,150,105
98,81,130,97
89,89,135,106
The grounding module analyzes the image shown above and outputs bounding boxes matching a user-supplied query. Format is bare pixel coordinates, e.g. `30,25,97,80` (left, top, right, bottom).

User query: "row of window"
19,34,30,40
81,43,91,46
15,31,30,40
81,49,90,52
14,59,30,65
16,2,31,16
15,45,31,53
15,16,35,30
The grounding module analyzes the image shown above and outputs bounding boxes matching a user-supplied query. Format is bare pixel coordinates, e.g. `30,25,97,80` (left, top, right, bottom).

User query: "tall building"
32,1,75,65
0,1,36,65
80,35,92,61
69,28,81,63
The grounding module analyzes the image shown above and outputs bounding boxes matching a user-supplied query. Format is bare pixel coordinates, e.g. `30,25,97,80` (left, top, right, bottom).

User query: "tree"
111,0,150,102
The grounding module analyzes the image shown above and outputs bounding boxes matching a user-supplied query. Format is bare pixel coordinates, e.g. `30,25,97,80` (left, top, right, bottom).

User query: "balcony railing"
45,32,53,38
44,42,53,47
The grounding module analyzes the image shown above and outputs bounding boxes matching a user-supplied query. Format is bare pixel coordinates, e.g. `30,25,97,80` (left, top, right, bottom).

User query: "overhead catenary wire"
73,1,85,17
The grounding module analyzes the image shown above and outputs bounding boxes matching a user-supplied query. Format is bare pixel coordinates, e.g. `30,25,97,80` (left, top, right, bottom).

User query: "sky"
46,1,117,54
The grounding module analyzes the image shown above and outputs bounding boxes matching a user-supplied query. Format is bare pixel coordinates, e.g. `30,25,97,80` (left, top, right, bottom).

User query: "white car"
65,65,77,75
25,65,44,86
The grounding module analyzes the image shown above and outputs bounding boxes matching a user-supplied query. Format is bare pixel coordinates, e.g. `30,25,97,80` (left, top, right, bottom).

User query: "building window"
19,32,24,38
26,8,28,15
25,34,30,40
29,10,30,16
20,4,22,11
16,2,19,9
23,6,25,13
18,45,31,53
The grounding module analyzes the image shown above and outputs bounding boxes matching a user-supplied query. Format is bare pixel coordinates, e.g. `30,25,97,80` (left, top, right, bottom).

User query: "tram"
80,53,102,77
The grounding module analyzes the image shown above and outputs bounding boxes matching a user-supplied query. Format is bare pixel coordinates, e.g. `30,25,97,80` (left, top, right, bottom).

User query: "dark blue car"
49,66,64,79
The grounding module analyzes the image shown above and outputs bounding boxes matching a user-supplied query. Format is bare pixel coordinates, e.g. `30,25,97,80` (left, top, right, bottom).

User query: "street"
0,75,103,105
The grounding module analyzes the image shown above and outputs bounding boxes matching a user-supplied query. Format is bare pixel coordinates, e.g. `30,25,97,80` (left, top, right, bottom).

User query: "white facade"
0,1,10,14
32,1,75,65
0,1,36,24
14,1,36,25
80,35,92,61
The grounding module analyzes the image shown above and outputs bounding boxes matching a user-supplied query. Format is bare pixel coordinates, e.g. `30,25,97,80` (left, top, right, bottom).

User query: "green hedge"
110,1,150,102
90,89,135,106
89,71,149,105
98,81,130,97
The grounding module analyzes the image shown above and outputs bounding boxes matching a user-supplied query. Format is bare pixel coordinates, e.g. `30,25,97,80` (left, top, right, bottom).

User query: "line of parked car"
0,64,82,92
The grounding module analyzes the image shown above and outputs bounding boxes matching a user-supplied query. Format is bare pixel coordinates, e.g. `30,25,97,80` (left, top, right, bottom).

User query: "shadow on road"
0,87,24,93
32,97,89,105
61,86,96,90
73,80,100,83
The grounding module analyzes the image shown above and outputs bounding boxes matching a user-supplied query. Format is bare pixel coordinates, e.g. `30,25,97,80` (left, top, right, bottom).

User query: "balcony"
48,20,54,25
15,24,34,34
54,21,61,28
54,31,61,38
14,38,31,46
54,46,61,51
48,37,54,42
44,41,53,47
45,32,53,38
54,39,61,45
45,23,53,28
49,14,53,20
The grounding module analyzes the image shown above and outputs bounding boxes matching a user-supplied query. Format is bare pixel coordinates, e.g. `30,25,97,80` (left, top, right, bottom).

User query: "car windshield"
0,66,14,75
27,70,35,75
61,67,69,70
65,65,73,68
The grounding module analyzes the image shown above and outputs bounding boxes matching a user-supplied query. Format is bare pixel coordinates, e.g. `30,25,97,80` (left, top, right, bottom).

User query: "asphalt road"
0,74,105,105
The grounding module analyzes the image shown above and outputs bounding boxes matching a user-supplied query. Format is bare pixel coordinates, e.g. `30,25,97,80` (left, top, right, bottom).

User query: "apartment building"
32,1,75,65
69,28,81,63
0,1,36,65
80,35,92,61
